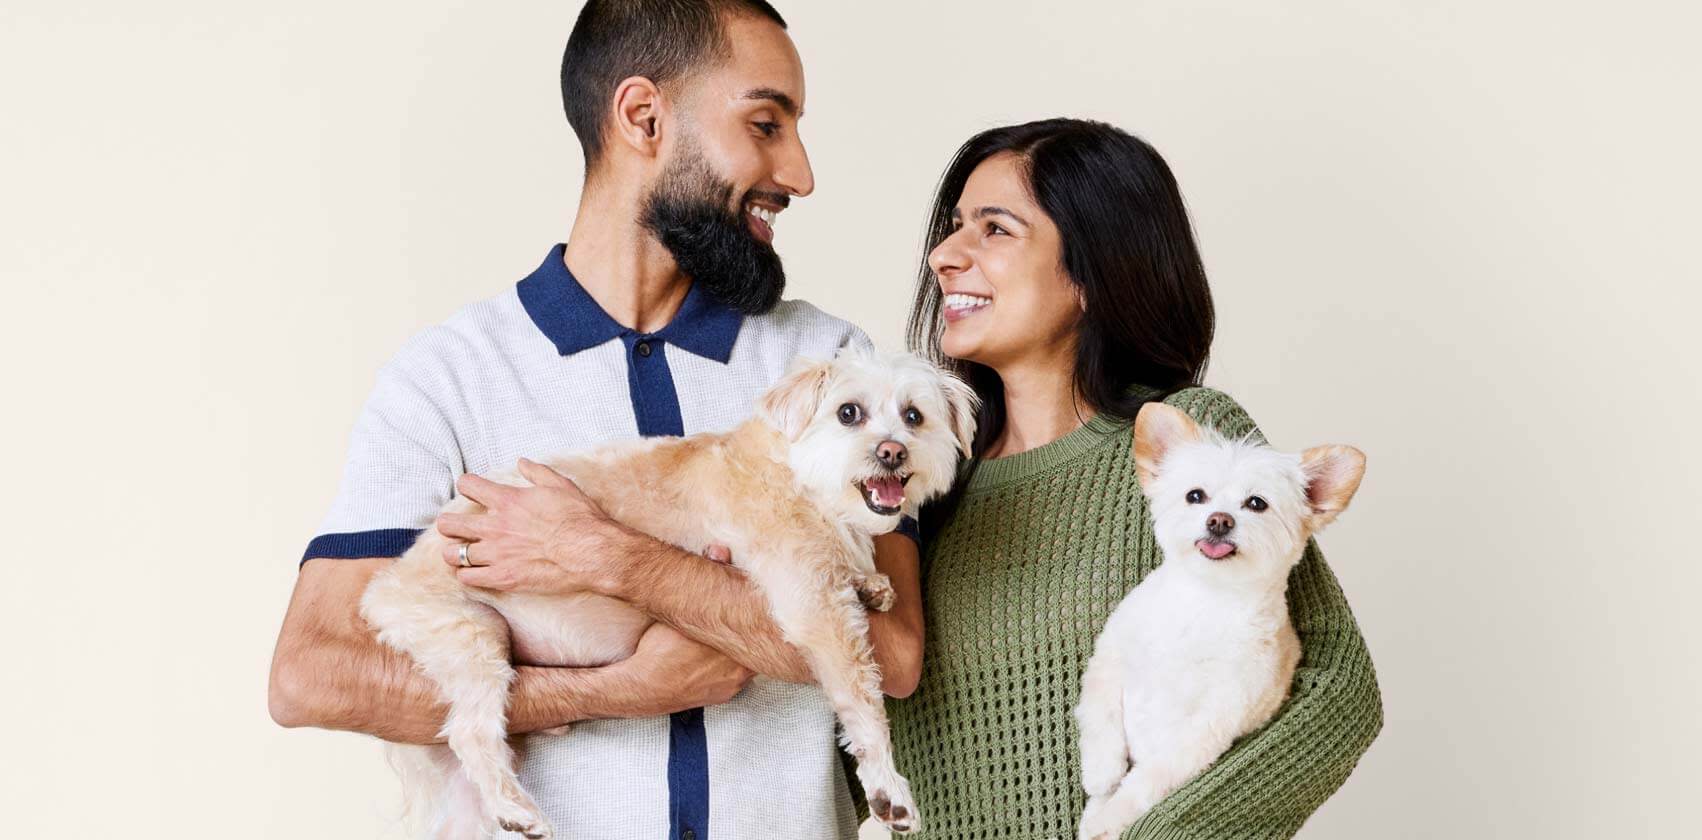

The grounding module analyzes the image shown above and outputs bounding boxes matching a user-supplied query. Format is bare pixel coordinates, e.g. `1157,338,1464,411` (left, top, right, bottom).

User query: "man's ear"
758,357,834,441
1133,402,1203,492
939,370,981,458
610,75,666,157
1299,445,1366,532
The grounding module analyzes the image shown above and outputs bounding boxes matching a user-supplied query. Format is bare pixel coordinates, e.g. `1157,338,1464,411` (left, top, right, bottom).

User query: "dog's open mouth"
858,474,911,515
1195,538,1238,560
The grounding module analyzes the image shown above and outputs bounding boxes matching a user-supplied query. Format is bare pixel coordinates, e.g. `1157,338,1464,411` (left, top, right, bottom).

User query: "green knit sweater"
886,387,1383,840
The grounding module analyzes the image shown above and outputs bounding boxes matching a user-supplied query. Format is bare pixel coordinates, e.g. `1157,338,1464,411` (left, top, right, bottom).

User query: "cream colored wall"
2,1,1697,837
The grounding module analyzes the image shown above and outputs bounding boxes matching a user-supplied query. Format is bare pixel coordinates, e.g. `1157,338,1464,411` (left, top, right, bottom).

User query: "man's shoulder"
383,286,536,379
739,298,871,356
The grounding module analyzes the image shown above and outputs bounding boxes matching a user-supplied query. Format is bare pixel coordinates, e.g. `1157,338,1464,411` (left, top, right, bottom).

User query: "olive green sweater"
887,387,1382,840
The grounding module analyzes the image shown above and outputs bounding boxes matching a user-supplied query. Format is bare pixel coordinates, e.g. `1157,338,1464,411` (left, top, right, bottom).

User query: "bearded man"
267,3,923,838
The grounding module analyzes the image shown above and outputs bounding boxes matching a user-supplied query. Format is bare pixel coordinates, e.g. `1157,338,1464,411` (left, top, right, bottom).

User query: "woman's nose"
928,232,969,278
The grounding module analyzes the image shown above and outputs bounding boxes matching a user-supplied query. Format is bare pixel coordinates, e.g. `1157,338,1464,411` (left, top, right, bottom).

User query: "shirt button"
681,829,696,840
636,341,652,357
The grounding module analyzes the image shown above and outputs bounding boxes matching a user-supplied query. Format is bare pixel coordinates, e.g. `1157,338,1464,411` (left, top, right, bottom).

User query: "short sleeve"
299,349,465,565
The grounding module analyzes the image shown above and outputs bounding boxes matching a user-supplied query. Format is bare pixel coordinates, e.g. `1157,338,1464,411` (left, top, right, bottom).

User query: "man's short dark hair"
561,0,788,168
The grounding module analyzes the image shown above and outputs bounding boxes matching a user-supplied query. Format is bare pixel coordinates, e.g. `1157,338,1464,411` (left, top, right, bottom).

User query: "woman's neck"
986,356,1096,459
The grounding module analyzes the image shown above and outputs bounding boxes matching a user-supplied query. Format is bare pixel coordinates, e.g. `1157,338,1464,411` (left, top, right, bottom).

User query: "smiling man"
266,2,922,838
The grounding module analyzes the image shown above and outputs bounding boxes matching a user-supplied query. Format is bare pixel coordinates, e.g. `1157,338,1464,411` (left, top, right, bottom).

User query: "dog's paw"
867,783,921,834
1077,796,1133,840
1080,752,1128,799
492,798,551,840
855,573,897,612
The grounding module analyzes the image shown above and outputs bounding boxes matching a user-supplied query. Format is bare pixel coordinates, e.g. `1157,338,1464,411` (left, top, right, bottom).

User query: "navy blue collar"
516,243,743,363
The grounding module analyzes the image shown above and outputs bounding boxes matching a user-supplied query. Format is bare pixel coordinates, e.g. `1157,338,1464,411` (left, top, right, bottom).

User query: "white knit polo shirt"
303,243,897,840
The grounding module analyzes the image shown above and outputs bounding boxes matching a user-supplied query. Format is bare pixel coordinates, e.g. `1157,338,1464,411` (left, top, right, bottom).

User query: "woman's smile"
942,292,992,322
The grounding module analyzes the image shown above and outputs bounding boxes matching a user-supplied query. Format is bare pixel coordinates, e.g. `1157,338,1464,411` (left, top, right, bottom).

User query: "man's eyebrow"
742,87,800,117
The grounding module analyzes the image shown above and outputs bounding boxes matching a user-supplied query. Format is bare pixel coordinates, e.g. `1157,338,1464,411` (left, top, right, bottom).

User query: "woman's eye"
1186,489,1206,504
837,403,863,425
903,407,924,427
985,222,1007,236
1244,496,1268,512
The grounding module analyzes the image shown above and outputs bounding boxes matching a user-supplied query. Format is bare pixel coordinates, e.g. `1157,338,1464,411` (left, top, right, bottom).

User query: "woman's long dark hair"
909,118,1215,535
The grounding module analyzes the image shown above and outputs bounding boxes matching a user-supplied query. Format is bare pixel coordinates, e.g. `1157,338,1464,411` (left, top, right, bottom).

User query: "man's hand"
611,623,755,718
437,458,631,594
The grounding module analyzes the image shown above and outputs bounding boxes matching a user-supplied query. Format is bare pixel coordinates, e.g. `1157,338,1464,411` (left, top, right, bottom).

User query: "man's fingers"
455,473,513,507
440,539,485,569
517,458,573,489
455,565,502,589
436,512,482,540
703,543,733,565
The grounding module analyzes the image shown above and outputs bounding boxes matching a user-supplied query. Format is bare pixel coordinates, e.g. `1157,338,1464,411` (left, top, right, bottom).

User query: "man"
267,2,922,838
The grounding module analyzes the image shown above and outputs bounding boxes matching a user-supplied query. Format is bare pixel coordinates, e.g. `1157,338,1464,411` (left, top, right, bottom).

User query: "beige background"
3,1,1698,837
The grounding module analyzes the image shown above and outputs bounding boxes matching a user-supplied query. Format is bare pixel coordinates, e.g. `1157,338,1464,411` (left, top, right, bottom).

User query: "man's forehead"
707,14,805,112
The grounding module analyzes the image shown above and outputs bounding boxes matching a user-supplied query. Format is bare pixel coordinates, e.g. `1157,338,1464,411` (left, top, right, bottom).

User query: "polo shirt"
302,243,898,839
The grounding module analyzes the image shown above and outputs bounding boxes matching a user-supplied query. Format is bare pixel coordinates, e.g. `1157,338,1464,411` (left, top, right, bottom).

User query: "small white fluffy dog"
1073,403,1365,840
360,348,976,839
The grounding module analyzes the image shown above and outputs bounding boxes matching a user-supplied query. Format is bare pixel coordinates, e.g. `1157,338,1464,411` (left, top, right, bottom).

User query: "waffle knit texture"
887,387,1383,840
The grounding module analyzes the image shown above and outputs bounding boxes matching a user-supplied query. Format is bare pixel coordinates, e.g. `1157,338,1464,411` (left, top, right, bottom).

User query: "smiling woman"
887,119,1382,840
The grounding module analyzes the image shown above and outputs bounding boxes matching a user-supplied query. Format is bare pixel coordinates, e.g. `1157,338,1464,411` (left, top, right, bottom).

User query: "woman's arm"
1124,388,1383,840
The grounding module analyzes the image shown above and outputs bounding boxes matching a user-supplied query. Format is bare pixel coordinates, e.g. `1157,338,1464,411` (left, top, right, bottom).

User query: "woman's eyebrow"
972,206,1029,227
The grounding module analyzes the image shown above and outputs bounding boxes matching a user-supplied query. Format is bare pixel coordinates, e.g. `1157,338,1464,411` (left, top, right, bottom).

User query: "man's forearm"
606,530,816,683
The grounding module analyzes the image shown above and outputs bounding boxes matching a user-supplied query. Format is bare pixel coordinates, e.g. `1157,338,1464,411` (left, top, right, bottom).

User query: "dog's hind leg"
361,562,551,840
759,562,919,834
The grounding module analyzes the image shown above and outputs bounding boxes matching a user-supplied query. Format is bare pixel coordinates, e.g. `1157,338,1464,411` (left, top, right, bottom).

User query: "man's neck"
561,182,692,335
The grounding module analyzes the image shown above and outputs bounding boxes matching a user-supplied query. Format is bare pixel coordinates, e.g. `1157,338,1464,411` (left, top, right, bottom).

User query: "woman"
886,119,1382,839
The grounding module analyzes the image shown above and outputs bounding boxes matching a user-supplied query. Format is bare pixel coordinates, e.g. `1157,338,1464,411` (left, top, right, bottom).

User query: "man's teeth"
944,293,991,310
747,205,778,225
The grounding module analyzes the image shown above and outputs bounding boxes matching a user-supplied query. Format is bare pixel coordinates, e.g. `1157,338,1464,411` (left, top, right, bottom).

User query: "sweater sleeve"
1123,388,1384,840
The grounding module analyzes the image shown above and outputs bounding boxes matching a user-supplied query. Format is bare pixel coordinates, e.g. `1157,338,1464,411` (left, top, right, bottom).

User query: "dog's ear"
759,357,835,440
1299,445,1366,532
939,371,980,458
1133,402,1203,491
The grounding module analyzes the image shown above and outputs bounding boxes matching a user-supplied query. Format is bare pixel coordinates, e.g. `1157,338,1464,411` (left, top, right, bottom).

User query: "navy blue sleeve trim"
300,528,424,566
896,516,921,545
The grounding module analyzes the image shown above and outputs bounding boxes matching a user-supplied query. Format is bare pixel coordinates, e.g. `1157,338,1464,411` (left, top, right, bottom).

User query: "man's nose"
1206,512,1235,537
774,134,814,198
875,440,908,469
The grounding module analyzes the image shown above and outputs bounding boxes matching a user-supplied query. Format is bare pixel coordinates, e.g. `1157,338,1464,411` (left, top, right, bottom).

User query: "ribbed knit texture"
887,387,1382,840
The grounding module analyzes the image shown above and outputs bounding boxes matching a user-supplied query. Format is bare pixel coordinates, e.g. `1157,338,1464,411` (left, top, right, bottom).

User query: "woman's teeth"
944,293,992,311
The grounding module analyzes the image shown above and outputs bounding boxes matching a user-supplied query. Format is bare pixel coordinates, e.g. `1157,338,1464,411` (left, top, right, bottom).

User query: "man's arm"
268,556,753,743
440,461,926,697
608,531,926,698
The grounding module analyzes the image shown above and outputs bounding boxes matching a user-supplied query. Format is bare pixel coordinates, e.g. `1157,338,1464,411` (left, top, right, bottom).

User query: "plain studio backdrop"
2,1,1698,837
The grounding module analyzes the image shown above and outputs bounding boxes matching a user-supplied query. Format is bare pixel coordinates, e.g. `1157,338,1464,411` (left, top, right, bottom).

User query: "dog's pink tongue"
1196,539,1236,560
868,477,905,509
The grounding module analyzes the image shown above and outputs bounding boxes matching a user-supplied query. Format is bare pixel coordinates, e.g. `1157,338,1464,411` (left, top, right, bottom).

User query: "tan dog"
360,348,976,839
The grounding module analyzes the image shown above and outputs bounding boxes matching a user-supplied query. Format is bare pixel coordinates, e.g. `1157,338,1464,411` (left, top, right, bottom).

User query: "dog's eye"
1186,489,1206,504
1243,496,1268,512
902,407,924,427
837,403,864,425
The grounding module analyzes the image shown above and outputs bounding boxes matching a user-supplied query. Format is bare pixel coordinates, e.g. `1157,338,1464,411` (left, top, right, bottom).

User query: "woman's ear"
610,75,666,157
1133,402,1202,491
758,357,835,440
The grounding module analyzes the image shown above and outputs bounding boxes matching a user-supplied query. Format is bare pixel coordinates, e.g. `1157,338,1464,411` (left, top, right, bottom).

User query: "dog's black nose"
1206,512,1235,537
876,440,908,468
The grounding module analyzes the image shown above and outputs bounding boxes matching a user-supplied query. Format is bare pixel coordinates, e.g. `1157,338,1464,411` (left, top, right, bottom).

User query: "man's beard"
639,143,787,316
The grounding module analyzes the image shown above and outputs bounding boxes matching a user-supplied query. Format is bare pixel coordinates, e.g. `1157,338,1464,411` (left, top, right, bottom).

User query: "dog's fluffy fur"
1073,403,1365,840
360,349,977,839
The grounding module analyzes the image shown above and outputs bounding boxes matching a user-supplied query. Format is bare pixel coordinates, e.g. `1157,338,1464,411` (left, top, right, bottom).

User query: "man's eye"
753,121,780,138
837,403,863,425
903,407,924,427
1186,488,1206,504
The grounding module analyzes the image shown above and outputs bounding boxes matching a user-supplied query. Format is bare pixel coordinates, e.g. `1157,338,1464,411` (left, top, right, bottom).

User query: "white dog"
1073,403,1365,840
360,348,976,839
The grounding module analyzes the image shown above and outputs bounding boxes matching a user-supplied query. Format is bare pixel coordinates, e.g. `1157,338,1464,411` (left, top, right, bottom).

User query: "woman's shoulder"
1155,385,1266,443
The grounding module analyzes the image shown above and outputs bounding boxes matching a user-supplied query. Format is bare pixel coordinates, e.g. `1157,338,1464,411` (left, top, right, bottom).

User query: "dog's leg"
1073,643,1130,801
1076,725,1233,840
362,563,551,840
751,558,919,834
852,572,896,612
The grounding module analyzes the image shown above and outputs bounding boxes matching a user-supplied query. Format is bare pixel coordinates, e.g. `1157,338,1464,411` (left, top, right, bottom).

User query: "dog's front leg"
1074,643,1130,800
